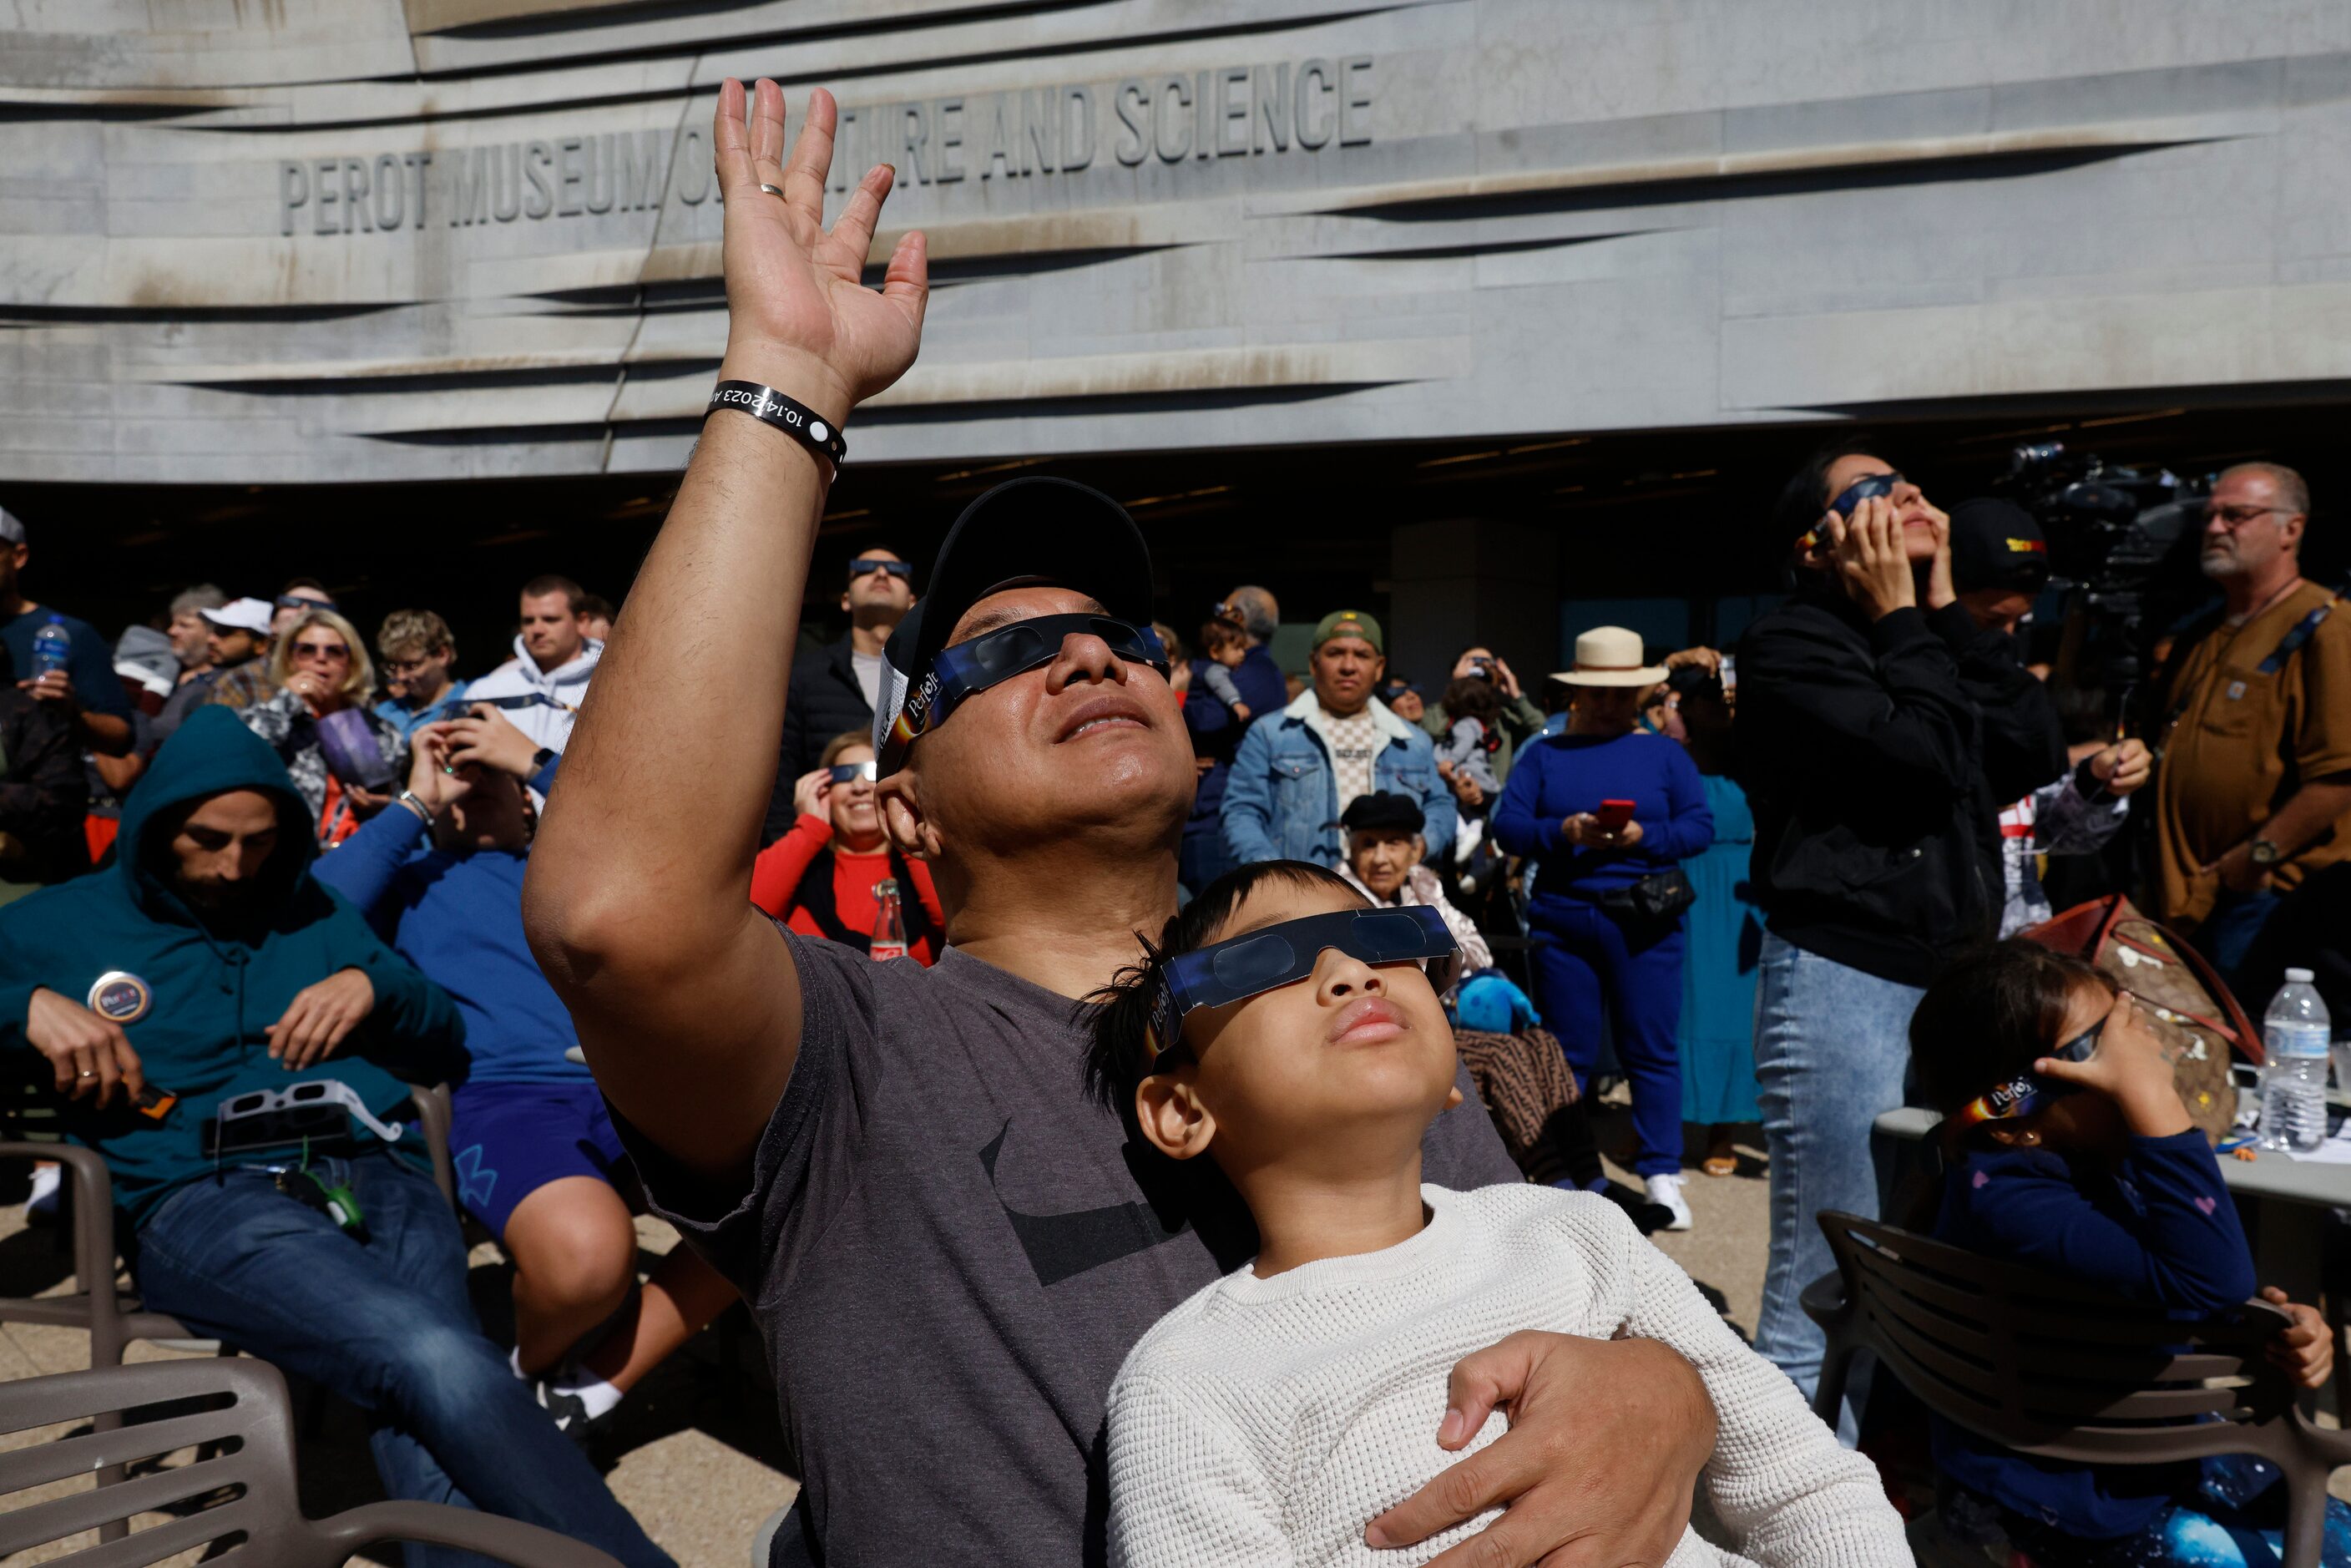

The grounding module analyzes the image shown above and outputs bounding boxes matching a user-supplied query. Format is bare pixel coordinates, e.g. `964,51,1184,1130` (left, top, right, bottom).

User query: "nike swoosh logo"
980,1121,1191,1287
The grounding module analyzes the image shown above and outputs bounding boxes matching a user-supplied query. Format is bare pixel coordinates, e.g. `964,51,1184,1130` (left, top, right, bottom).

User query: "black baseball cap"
1948,498,2051,596
872,477,1156,758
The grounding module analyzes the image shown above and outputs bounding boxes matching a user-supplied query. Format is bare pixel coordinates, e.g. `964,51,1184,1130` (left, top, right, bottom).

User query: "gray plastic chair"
0,1356,624,1566
1802,1208,2351,1568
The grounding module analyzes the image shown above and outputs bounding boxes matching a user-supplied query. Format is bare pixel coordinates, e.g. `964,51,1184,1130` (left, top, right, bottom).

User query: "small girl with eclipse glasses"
1913,940,2343,1568
1086,859,1907,1567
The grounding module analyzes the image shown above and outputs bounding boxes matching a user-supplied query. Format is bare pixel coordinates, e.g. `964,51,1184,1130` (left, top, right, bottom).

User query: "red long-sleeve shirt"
749,813,944,965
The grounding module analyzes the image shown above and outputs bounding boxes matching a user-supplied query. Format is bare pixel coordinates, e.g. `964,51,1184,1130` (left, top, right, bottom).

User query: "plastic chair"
0,1356,623,1566
1802,1209,2351,1568
1,1082,458,1543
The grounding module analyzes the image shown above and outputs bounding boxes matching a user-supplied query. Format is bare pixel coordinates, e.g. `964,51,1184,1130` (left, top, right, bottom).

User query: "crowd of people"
4,75,2351,1568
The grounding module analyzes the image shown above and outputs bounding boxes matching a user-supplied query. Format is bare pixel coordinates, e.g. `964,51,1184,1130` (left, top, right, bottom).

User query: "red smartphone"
1594,799,1636,833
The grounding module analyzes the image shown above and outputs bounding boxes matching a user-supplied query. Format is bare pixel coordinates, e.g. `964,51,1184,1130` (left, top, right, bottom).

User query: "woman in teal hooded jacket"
0,707,674,1568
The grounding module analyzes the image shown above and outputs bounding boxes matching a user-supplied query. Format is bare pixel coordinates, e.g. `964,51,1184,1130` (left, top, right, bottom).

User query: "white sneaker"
1646,1173,1693,1232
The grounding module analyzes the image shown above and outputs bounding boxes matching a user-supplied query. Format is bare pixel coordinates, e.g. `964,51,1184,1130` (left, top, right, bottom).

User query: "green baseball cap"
1312,609,1384,654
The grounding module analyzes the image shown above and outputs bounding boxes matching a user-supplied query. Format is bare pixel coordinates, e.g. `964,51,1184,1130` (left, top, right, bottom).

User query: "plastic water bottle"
2258,969,2333,1154
868,878,908,964
30,614,70,680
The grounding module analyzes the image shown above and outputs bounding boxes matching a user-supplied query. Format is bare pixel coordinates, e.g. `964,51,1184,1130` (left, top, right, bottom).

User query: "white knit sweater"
1105,1184,1912,1567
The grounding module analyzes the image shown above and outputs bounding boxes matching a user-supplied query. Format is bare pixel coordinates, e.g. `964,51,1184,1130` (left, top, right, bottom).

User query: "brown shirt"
2151,579,2351,928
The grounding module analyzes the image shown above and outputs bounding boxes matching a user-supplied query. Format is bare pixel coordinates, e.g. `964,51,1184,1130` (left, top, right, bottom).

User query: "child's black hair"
1908,939,2118,1119
1439,675,1499,726
1084,859,1367,1141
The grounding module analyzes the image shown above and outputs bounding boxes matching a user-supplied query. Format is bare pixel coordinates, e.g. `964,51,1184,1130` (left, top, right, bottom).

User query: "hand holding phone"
1594,799,1636,834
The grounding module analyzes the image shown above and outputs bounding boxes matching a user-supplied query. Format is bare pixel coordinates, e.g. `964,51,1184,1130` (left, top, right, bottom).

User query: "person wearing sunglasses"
762,548,918,845
1735,436,2070,1409
233,605,407,848
1910,939,2338,1568
2141,461,2351,997
528,80,1717,1568
751,729,943,962
1084,858,1905,1567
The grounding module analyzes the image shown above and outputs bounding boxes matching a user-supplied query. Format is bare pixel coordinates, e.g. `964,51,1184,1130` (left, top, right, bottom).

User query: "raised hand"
1825,497,1917,621
791,766,833,822
713,78,928,427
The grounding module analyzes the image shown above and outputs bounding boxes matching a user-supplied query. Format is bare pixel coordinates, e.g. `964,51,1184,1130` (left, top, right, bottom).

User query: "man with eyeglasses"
527,79,1716,1568
0,706,674,1565
2143,462,2351,989
761,546,916,844
372,608,471,738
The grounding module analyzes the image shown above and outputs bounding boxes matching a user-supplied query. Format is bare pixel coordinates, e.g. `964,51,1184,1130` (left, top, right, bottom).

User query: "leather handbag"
2020,894,2262,1144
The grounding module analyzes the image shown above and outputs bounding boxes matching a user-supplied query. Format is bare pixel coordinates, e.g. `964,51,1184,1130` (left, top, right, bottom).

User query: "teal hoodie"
0,707,463,1223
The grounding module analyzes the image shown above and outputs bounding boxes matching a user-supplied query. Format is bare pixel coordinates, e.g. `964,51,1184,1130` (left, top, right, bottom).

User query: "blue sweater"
1492,729,1712,905
311,782,584,1088
1930,1130,2257,1540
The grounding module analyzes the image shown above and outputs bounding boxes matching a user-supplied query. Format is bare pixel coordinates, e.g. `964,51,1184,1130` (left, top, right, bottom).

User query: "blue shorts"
448,1080,629,1241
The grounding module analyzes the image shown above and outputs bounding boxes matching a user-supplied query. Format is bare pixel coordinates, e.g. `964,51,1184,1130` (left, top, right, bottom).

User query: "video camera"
1994,441,2213,711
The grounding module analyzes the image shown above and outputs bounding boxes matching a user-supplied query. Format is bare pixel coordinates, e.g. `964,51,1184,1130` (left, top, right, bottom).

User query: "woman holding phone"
750,729,946,963
1494,626,1714,1230
232,606,405,848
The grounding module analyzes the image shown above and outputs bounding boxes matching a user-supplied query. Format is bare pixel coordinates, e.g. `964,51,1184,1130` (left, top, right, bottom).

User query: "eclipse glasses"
828,761,877,783
1148,905,1460,1071
882,614,1167,774
1950,1018,2106,1130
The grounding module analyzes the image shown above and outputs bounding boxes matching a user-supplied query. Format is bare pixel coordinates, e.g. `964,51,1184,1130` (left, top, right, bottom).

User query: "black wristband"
705,381,847,467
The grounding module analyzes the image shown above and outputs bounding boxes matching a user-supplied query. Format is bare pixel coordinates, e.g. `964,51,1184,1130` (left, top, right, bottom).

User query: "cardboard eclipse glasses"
1951,1018,2106,1129
1149,905,1462,1072
884,614,1167,773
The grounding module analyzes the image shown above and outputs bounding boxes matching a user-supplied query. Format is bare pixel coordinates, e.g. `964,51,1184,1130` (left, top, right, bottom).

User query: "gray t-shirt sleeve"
610,926,884,1298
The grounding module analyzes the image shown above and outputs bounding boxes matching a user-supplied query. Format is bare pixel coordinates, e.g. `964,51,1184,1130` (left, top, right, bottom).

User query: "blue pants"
1750,933,1922,1409
1528,900,1686,1177
134,1151,673,1568
2197,888,2286,1001
2000,1454,2351,1566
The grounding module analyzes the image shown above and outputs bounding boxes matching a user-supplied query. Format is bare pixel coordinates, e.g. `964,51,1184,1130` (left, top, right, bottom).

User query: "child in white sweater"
1084,860,1911,1568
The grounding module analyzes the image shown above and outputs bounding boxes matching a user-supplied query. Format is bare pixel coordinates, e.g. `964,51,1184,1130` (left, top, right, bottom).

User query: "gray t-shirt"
620,930,1519,1568
850,649,883,714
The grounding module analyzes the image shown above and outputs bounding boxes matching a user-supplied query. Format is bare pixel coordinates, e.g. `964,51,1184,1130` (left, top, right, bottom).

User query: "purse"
1600,866,1697,925
2020,894,2261,1144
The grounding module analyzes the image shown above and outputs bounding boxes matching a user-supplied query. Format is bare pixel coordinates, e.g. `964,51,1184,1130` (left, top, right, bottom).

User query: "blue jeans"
1529,901,1688,1176
134,1151,673,1568
1750,933,1922,1409
2197,888,2286,1000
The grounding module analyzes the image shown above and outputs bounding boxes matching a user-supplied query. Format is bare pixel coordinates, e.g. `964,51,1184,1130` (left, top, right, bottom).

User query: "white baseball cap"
200,597,275,635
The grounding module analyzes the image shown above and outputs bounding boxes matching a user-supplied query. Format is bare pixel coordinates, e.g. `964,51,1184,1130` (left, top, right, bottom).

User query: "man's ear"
1135,1074,1216,1161
1443,1084,1463,1111
840,589,853,615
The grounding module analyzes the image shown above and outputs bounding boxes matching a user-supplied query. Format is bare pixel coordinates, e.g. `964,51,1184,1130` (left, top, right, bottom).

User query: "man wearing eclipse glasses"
528,77,1716,1568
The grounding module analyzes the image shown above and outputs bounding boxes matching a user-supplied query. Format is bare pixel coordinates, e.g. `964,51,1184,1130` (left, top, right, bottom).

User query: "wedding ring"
758,182,786,198
78,1070,96,1078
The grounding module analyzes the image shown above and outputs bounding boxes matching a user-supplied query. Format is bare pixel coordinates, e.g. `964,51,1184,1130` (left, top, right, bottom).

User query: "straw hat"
1552,625,1667,687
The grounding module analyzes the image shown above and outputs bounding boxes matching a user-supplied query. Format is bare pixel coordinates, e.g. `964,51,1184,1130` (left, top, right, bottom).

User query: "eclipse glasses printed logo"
86,971,153,1025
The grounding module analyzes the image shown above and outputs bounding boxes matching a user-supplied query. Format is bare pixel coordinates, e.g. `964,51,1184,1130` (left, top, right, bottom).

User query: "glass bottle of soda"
869,878,908,963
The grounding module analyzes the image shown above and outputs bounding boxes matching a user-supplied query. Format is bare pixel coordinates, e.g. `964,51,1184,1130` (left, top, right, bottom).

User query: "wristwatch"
2248,838,2283,867
532,746,557,773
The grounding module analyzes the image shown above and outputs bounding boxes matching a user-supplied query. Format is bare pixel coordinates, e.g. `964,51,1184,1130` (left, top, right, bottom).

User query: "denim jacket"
1221,691,1457,868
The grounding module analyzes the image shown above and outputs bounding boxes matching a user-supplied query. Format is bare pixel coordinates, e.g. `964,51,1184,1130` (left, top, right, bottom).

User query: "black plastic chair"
1803,1209,2351,1568
0,1355,623,1565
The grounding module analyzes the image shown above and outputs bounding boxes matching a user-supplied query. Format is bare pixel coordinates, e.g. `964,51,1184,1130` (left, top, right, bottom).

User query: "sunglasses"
882,614,1167,773
828,761,877,783
291,640,351,660
1796,472,1906,553
1951,1016,2106,1130
850,559,913,583
275,594,338,612
1148,905,1460,1072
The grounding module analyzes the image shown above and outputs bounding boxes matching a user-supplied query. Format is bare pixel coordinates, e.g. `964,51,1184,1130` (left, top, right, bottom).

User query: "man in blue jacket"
315,706,733,1439
0,706,670,1568
1221,609,1456,868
